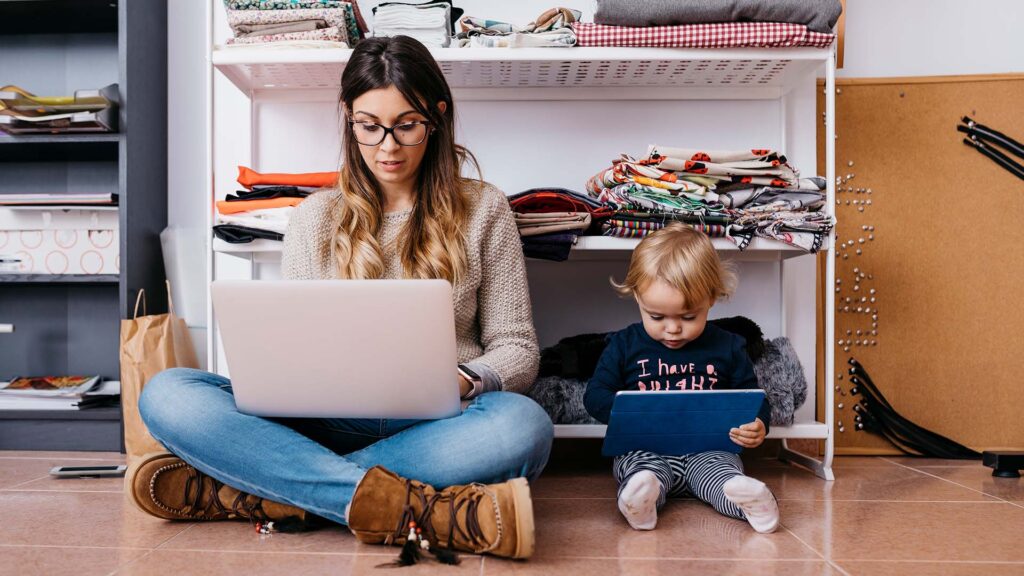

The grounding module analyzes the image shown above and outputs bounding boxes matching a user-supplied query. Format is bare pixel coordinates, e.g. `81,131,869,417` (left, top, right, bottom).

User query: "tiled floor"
2,446,1023,575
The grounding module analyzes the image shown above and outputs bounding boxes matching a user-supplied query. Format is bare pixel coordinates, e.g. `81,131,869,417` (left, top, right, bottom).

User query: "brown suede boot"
131,452,308,523
347,466,535,560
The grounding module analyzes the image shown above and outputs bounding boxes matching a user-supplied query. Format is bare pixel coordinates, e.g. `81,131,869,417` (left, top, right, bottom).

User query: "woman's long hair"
333,35,479,282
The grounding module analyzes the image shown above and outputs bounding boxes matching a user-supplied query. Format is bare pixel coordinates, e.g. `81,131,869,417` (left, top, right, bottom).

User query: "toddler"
584,223,779,533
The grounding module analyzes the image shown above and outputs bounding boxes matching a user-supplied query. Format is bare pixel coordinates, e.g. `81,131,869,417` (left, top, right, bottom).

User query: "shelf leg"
779,438,835,481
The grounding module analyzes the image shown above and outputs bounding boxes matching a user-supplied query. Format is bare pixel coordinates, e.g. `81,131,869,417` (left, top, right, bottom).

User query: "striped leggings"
613,450,745,520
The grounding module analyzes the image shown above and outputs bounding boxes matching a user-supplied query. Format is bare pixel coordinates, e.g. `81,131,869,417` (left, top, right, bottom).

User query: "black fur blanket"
527,317,807,426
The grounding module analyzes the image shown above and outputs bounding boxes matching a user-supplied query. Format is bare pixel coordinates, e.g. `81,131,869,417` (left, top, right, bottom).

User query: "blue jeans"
139,367,554,526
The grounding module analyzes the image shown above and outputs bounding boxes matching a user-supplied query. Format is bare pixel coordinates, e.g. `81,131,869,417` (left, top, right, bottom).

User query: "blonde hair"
612,223,737,307
331,36,479,283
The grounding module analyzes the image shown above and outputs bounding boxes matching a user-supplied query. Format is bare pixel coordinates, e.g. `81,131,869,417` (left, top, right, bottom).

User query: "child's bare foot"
617,470,661,530
722,475,779,533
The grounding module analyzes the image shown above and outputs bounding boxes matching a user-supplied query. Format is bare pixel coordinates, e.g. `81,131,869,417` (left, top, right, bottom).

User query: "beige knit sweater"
281,182,540,394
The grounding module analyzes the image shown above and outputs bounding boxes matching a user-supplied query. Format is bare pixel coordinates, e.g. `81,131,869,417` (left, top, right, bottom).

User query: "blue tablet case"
601,390,766,457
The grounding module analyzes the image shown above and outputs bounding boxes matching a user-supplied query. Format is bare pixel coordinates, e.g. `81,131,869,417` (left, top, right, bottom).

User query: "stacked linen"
645,146,800,188
372,1,459,48
585,146,833,252
574,0,840,48
222,1,366,47
507,188,613,261
646,146,832,250
213,166,338,244
710,180,833,252
456,7,580,48
573,21,834,49
585,154,725,217
592,0,842,33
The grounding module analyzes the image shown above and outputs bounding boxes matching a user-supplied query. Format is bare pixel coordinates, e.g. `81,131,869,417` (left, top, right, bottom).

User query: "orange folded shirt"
237,166,339,190
216,197,304,215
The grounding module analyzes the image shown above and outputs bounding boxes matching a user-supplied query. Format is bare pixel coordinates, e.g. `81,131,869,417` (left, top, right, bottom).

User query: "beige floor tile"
755,463,994,502
157,521,364,554
883,457,981,468
532,466,617,499
11,471,124,493
838,560,1024,576
0,458,56,489
916,467,1024,502
531,497,818,560
0,454,126,489
118,549,482,576
0,450,124,461
483,557,840,575
0,545,148,576
0,491,190,548
830,457,903,468
781,500,1024,562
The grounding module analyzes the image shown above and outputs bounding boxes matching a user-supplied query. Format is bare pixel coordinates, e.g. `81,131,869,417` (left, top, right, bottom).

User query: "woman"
136,36,553,560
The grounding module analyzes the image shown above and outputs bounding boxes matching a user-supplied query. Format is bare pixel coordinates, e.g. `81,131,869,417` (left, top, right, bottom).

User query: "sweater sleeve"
281,200,312,280
584,333,624,424
468,188,540,394
730,338,772,433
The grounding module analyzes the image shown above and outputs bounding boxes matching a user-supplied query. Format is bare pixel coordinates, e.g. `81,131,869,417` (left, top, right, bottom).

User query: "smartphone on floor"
49,465,126,478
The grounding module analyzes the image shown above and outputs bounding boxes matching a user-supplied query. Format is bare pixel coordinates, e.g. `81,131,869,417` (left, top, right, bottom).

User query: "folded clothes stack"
716,180,833,252
372,1,460,48
222,0,366,47
456,7,580,48
574,0,840,48
585,146,833,252
507,188,613,261
213,166,338,244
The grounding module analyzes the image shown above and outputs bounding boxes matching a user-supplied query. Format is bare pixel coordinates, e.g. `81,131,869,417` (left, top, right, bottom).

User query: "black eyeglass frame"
346,120,433,147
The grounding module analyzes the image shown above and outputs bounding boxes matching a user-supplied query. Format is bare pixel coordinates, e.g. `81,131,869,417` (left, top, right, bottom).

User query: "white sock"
722,475,779,534
617,470,662,531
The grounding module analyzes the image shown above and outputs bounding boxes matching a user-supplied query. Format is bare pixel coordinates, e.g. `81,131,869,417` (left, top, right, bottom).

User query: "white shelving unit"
208,37,836,480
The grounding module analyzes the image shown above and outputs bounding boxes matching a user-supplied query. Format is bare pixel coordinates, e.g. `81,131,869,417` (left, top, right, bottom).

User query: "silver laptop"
211,279,461,419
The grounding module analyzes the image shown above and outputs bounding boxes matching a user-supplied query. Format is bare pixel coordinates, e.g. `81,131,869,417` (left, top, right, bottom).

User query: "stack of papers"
0,84,118,135
373,1,455,48
0,193,118,208
0,376,120,411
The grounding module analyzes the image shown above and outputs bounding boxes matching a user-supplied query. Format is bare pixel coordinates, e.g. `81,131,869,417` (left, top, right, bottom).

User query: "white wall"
838,0,1024,78
167,0,213,368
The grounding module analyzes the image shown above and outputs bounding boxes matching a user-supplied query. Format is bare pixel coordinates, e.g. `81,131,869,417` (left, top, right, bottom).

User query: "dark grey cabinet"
0,0,167,451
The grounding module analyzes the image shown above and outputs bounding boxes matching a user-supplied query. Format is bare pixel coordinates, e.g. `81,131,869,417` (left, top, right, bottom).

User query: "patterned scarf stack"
456,7,581,48
586,146,834,252
221,0,367,47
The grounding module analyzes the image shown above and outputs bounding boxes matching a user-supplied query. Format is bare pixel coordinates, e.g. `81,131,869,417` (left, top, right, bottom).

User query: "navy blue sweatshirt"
584,322,772,431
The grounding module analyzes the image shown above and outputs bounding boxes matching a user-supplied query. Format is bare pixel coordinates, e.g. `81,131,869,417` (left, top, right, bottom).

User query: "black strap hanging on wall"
846,358,981,460
957,116,1024,182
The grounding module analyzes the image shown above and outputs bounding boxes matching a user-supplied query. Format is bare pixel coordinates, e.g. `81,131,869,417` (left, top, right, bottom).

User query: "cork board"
816,74,1024,454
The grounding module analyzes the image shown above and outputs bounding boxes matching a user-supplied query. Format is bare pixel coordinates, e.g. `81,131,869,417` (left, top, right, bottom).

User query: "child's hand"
730,418,766,449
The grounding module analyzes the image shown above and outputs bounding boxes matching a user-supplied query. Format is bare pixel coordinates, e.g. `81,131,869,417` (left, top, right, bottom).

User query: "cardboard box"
0,208,119,275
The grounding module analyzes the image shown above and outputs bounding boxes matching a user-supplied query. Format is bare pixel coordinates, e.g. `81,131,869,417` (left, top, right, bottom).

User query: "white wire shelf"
212,46,831,100
213,236,826,261
554,421,829,439
569,236,824,261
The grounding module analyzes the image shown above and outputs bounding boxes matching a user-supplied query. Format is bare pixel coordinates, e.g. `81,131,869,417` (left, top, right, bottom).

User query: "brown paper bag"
120,281,199,465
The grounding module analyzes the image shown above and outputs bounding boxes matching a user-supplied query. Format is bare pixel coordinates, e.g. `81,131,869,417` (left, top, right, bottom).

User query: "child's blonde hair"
612,223,737,307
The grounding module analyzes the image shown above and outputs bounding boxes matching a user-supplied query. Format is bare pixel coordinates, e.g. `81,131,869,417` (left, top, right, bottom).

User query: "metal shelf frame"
207,29,836,480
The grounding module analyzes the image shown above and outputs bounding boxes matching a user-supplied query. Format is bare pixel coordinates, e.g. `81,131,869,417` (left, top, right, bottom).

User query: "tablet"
601,389,766,457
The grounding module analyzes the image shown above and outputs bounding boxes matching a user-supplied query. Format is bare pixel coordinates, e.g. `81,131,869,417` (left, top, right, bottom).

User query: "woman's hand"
457,373,473,399
730,418,766,449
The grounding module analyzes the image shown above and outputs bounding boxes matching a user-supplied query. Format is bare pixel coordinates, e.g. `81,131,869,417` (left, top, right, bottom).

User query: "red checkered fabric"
572,21,835,49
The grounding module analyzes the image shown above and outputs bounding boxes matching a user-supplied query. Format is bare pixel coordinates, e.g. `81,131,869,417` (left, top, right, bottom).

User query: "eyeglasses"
347,120,431,146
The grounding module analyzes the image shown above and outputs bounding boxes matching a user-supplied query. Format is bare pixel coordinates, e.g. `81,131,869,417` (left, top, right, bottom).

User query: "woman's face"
348,85,443,195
